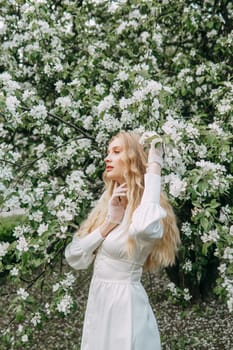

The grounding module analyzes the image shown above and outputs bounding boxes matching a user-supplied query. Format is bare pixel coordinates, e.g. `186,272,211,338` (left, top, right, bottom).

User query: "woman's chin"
106,173,123,184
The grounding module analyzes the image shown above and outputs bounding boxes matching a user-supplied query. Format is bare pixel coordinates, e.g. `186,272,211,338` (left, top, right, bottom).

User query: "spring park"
0,1,232,349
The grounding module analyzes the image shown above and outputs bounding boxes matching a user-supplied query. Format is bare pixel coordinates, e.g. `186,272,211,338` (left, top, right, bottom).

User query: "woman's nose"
104,153,112,163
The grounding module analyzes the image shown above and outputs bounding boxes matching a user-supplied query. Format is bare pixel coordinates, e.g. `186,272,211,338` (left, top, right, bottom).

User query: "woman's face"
104,137,126,184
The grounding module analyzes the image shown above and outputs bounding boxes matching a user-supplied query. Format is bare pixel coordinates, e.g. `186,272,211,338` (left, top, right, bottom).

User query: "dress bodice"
93,252,143,283
65,173,166,271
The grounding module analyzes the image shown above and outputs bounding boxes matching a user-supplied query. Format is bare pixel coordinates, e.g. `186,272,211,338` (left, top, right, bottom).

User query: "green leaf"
200,217,210,231
15,305,25,322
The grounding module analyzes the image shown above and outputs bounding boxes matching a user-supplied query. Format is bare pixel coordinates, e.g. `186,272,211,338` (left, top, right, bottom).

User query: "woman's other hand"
100,183,127,238
107,183,127,224
147,137,164,175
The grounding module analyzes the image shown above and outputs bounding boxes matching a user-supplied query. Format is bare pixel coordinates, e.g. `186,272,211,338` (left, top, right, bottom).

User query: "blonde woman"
65,131,180,350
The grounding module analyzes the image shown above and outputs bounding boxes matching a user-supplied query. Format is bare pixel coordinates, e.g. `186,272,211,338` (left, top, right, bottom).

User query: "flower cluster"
0,0,232,347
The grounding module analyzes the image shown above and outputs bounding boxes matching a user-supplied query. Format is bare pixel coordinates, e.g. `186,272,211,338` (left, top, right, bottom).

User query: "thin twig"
20,106,95,141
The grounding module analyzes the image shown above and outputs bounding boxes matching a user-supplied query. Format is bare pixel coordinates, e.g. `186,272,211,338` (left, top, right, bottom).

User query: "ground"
1,269,232,350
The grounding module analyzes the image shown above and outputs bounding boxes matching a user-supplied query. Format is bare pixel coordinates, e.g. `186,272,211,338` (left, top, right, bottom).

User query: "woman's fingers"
111,183,128,206
114,182,127,190
113,183,127,194
113,189,127,198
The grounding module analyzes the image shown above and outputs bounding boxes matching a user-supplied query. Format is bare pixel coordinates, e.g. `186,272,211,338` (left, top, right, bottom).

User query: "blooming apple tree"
0,0,232,347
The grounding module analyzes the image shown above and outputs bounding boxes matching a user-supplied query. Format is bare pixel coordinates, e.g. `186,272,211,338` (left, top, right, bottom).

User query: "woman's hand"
107,183,127,224
100,183,127,238
147,137,164,175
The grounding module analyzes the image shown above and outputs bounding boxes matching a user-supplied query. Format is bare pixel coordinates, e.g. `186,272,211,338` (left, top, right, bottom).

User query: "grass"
0,214,25,241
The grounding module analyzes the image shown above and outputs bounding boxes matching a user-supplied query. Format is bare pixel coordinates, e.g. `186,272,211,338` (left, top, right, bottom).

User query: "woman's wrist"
100,220,117,238
146,162,161,175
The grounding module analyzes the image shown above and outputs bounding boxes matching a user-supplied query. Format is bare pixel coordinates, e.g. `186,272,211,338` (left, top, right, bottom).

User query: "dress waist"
93,253,142,283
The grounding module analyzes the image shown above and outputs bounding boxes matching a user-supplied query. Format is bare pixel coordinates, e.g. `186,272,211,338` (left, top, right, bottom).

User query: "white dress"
65,173,167,350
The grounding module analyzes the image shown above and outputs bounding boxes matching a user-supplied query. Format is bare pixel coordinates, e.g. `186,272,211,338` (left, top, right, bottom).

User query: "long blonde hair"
77,131,180,271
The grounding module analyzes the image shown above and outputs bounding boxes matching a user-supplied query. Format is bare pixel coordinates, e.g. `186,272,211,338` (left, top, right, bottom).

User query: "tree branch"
20,106,95,141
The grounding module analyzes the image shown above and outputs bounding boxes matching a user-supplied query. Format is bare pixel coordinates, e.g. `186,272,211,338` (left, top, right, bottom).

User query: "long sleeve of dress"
128,173,167,240
65,228,104,270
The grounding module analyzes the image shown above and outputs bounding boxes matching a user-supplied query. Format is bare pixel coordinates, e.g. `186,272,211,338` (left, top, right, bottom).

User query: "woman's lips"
106,166,113,171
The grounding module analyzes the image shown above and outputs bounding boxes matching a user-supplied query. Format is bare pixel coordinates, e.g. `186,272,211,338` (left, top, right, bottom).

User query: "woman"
65,131,180,350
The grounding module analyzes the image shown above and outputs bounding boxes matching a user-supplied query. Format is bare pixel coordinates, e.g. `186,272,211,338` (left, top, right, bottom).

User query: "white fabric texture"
65,173,167,350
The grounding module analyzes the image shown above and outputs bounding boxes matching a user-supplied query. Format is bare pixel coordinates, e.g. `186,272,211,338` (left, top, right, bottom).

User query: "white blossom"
196,144,207,158
218,263,227,275
207,29,217,38
186,124,199,138
97,94,115,114
6,95,20,113
21,334,28,343
165,173,187,198
95,83,105,94
22,89,35,101
196,160,226,173
45,302,51,315
37,223,48,236
196,63,206,76
139,131,162,145
56,209,73,222
0,242,10,258
152,32,163,47
3,195,20,211
223,247,233,262
37,159,49,175
183,260,192,272
152,98,160,111
0,72,11,83
29,210,43,223
66,170,85,192
31,312,41,326
208,122,225,136
55,80,64,93
217,99,232,114
201,229,220,243
13,225,30,238
82,115,93,130
17,325,23,333
140,31,150,42
117,71,129,81
16,236,29,252
30,104,47,120
102,114,121,132
181,222,192,237
227,297,233,313
56,294,73,315
162,116,184,142
86,164,96,175
183,288,192,301
60,225,68,234
55,96,72,108
121,110,134,124
116,21,127,35
52,194,65,207
230,226,233,236
167,282,177,296
0,17,6,34
108,2,119,13
119,97,132,110
0,165,14,180
52,283,60,292
17,288,29,300
34,187,45,201
10,267,19,276
60,272,76,288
